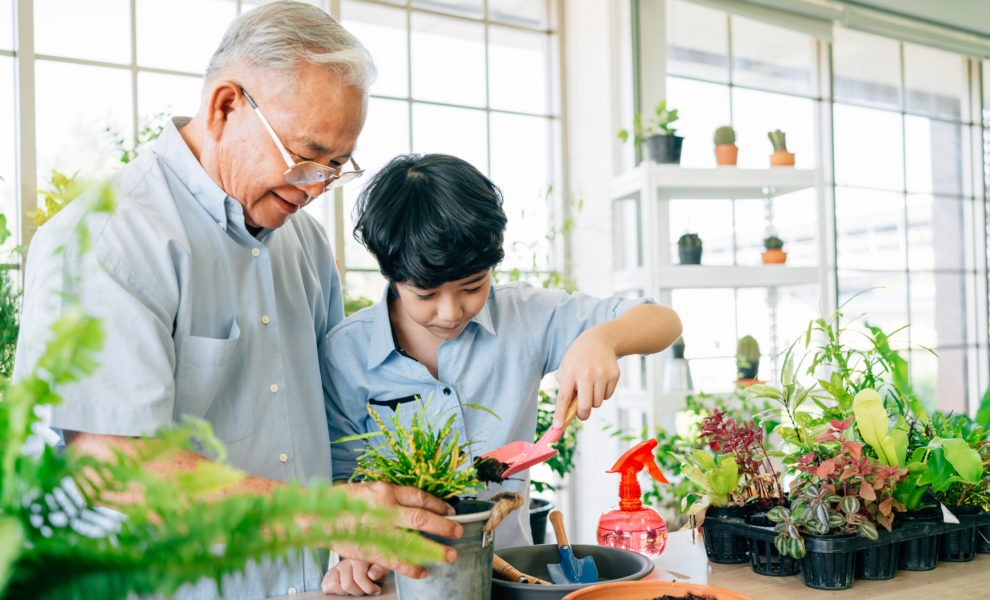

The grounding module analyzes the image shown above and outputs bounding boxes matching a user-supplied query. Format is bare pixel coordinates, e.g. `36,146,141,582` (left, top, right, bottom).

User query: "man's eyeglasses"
240,87,363,191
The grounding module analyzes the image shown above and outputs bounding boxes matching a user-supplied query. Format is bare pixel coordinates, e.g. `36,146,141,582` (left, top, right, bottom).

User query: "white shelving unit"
607,162,824,431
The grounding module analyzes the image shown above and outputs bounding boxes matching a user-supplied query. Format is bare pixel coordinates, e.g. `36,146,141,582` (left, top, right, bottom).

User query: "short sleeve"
321,335,368,481
512,283,656,376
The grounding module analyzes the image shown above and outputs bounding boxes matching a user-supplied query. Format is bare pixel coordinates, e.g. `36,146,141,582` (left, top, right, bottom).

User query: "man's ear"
204,81,242,142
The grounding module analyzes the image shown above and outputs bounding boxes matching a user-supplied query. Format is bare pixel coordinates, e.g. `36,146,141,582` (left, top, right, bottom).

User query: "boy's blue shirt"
321,280,655,549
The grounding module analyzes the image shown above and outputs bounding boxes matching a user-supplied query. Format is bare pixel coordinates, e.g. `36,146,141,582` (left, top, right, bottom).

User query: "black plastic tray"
703,511,990,553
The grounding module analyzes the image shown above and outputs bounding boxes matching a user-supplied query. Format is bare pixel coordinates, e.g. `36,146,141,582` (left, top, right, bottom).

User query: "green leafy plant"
677,233,702,248
337,395,499,500
0,212,17,379
938,440,989,510
768,129,788,152
107,111,168,165
763,235,784,251
618,100,679,146
671,450,742,515
713,126,736,146
344,294,374,317
32,170,93,228
531,389,580,493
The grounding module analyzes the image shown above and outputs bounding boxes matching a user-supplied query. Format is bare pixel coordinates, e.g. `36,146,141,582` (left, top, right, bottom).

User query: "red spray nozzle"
606,439,669,511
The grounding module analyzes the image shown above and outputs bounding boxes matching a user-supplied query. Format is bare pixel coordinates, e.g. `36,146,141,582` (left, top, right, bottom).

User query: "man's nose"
297,181,328,199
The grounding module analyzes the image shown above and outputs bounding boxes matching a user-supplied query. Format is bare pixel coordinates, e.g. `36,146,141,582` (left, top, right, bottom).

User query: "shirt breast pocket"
174,317,252,443
368,395,422,434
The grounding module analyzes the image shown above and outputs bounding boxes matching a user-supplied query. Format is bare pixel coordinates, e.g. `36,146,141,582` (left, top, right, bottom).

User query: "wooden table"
282,530,989,599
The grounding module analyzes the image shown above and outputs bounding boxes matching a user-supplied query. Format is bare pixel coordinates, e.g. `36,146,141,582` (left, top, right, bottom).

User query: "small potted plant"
762,235,786,264
618,100,684,164
672,449,750,564
713,125,738,166
768,129,795,166
677,233,702,265
735,335,760,382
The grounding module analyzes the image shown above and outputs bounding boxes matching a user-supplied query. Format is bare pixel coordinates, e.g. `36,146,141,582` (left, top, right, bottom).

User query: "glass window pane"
672,288,736,359
833,103,904,191
669,199,733,266
833,28,901,110
345,270,388,302
835,187,905,270
137,0,236,74
737,287,771,366
666,0,729,83
909,348,938,414
34,0,131,64
343,97,410,270
664,77,730,169
0,0,14,50
905,115,963,196
411,103,488,174
909,272,976,350
772,189,818,267
837,270,909,341
488,26,547,115
490,112,549,270
730,16,816,97
411,13,485,107
731,88,815,170
413,0,483,19
488,0,547,29
904,43,967,121
342,0,409,99
907,195,974,271
733,199,764,267
137,72,202,122
35,61,133,185
686,357,737,394
0,56,15,253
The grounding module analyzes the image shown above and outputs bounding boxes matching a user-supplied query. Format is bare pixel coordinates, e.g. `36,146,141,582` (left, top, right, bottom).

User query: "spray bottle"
596,439,669,558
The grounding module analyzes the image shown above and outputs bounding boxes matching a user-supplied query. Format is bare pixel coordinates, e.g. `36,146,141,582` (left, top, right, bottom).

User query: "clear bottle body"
596,505,667,559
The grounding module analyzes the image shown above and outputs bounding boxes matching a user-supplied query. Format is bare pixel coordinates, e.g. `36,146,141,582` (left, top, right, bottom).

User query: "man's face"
393,270,493,340
213,63,367,230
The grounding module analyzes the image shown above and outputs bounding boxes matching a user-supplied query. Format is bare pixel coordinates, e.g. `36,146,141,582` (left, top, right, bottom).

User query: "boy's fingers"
577,378,593,420
369,564,390,582
353,565,383,596
393,485,457,517
604,378,618,400
592,381,606,409
322,568,341,594
553,379,575,429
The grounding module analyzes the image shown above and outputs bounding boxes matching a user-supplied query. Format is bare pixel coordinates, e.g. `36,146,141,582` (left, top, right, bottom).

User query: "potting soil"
474,456,511,483
649,594,715,600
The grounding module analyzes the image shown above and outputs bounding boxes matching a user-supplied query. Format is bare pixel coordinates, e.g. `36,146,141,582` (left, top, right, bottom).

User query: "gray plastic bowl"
491,544,654,600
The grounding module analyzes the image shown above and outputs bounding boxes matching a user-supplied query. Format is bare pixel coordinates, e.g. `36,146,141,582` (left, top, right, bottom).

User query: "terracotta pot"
770,150,795,166
762,249,787,264
714,144,738,166
563,581,754,600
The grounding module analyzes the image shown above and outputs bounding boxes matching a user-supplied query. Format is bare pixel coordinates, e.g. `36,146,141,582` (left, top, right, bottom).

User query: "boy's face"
394,270,493,340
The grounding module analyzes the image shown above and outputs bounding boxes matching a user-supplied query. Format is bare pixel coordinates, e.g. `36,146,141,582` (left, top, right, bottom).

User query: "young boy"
321,154,681,595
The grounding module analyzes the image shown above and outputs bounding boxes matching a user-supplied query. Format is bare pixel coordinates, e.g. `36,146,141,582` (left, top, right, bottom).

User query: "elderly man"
13,2,457,598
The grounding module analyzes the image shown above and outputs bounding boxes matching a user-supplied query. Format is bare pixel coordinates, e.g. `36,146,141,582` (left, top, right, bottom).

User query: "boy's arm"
552,303,681,427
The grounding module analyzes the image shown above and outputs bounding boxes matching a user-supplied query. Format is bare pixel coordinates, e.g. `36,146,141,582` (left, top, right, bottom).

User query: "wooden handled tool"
481,397,581,479
493,554,551,585
547,510,599,584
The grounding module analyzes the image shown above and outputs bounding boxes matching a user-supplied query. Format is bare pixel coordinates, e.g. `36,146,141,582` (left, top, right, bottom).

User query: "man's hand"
554,328,621,427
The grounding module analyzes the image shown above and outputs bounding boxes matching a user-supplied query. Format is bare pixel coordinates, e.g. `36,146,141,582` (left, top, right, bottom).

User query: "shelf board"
610,162,818,200
657,265,820,289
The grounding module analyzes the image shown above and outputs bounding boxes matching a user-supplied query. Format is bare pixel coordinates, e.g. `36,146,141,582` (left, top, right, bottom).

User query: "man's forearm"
591,304,682,357
63,430,284,499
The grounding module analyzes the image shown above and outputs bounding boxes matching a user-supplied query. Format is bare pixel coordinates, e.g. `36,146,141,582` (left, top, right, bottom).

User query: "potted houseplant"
338,397,506,600
618,100,684,164
677,233,702,265
673,449,751,564
713,125,738,166
768,129,795,166
762,235,786,264
530,389,580,543
735,335,760,382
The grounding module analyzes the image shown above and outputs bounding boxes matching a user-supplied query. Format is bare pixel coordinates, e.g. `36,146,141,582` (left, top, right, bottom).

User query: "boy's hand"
322,559,389,596
554,328,621,427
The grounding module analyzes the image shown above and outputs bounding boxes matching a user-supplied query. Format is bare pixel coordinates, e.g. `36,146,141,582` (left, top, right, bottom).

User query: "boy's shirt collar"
366,281,497,370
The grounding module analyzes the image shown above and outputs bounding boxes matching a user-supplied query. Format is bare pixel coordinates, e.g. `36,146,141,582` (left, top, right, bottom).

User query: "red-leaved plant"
699,409,786,510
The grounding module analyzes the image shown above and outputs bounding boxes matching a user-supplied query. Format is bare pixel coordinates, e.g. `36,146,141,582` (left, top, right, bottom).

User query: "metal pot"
529,498,555,545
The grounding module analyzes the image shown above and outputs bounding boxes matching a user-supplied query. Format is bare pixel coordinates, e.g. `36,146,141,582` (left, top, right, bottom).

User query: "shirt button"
443,388,451,395
261,315,270,325
217,222,224,229
279,454,288,463
287,588,297,595
270,384,279,393
251,248,260,257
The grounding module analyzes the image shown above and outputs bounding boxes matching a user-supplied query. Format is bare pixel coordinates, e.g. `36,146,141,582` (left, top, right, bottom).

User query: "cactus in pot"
713,125,738,166
762,235,786,264
768,129,795,166
735,335,761,381
677,232,703,265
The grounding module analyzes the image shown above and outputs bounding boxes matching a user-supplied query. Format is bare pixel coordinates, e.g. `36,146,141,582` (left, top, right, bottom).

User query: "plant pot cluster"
701,507,990,590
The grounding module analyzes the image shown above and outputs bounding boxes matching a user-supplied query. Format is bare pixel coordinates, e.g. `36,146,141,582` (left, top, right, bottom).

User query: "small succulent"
764,235,784,250
677,232,702,247
736,335,760,365
714,125,736,146
768,129,788,152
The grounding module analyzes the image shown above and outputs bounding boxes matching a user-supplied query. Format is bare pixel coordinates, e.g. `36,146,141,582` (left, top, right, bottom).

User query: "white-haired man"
13,2,458,598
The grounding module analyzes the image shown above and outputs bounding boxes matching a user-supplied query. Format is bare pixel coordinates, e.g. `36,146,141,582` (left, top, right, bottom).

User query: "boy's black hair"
353,154,508,290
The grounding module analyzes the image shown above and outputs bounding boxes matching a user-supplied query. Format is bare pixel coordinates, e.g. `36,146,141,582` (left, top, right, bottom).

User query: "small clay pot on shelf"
762,249,787,264
714,143,738,166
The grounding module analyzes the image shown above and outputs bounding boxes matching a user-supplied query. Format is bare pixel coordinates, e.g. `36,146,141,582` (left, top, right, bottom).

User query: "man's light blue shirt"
322,281,655,549
14,117,343,597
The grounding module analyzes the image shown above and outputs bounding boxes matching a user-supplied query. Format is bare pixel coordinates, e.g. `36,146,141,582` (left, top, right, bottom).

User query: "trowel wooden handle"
492,555,550,585
549,510,569,547
561,396,580,429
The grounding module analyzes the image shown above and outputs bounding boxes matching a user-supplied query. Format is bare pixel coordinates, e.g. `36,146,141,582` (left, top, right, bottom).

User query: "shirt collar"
153,117,231,228
469,283,496,335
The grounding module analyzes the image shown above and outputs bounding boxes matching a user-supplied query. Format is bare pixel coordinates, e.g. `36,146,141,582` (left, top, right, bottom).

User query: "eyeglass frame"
239,86,363,191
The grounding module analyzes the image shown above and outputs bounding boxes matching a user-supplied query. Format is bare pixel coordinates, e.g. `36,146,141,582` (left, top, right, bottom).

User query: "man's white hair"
205,0,376,91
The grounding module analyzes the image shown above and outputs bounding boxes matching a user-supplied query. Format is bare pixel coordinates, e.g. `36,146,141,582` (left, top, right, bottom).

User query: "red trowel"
481,397,579,479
